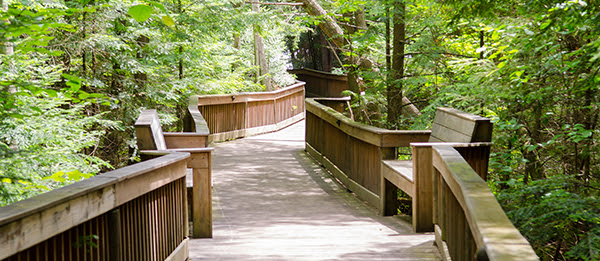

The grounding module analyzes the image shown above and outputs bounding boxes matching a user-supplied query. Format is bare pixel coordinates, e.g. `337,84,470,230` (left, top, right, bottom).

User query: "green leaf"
161,15,175,27
128,5,153,23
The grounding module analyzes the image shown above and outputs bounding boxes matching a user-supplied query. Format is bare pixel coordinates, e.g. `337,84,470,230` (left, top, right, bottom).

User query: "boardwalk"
188,120,440,260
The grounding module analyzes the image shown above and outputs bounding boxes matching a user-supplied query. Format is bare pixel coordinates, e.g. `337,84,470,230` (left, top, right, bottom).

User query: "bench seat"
381,107,493,232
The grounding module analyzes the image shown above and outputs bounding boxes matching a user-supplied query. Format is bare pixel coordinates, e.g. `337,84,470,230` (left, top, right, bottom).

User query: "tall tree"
252,2,273,90
386,0,405,127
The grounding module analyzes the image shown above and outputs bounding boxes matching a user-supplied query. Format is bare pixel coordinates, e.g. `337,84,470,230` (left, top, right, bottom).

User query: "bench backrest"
429,107,493,143
135,109,167,150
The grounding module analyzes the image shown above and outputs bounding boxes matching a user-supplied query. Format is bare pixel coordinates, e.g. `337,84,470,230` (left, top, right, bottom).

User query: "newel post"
412,145,434,232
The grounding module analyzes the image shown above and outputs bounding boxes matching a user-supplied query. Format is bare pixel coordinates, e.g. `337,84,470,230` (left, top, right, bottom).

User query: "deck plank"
188,120,440,260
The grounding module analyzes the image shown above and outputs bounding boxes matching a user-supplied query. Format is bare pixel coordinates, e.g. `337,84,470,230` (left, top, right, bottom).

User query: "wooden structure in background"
381,107,493,232
135,110,213,238
185,82,305,142
432,146,538,261
289,69,348,97
0,152,191,261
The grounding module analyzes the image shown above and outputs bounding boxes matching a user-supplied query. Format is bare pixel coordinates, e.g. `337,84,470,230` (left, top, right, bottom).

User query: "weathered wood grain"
0,152,190,260
432,145,538,261
135,109,167,151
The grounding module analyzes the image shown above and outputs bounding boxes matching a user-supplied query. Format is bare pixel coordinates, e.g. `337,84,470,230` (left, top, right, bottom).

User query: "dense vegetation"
2,0,600,260
298,0,600,260
0,0,301,204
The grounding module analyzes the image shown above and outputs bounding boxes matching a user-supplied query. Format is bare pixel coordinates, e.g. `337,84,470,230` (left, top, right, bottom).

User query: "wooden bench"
135,109,214,238
380,107,493,232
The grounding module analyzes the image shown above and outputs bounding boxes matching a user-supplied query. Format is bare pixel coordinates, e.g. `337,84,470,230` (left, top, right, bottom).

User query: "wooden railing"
306,98,538,260
288,68,348,98
135,109,213,238
305,98,430,208
0,152,191,261
185,82,305,142
432,146,538,260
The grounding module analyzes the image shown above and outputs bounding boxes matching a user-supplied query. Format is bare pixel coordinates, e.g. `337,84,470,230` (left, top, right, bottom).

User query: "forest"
1,0,599,260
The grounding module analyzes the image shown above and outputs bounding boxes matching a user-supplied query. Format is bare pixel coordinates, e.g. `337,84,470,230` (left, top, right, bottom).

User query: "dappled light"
188,121,440,260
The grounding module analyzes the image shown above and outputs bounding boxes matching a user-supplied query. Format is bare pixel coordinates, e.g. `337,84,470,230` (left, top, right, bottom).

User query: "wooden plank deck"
188,120,440,260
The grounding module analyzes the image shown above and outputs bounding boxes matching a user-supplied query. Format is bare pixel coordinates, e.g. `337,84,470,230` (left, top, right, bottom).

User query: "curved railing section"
305,98,430,208
185,82,305,142
306,98,538,260
432,146,538,260
0,152,191,261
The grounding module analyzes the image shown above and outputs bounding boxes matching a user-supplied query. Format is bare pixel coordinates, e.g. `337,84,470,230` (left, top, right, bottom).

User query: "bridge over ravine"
187,120,440,260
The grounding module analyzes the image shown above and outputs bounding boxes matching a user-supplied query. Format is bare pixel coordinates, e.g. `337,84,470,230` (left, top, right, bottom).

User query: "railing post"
190,150,213,238
412,145,434,232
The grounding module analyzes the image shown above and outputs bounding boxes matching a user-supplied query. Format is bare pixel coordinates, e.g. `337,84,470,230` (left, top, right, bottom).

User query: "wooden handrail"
306,98,431,147
0,152,191,260
306,98,431,144
190,81,305,106
306,98,536,259
305,98,430,208
432,145,538,260
186,82,306,142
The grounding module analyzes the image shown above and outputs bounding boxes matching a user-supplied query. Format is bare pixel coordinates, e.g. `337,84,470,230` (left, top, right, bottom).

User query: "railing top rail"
432,145,538,261
288,68,348,81
306,98,430,147
313,97,352,102
190,81,305,106
0,152,189,227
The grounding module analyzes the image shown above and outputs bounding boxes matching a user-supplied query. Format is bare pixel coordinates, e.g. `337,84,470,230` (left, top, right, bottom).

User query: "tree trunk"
1,0,15,94
295,0,347,49
344,7,366,94
387,1,406,128
178,0,184,80
252,3,273,91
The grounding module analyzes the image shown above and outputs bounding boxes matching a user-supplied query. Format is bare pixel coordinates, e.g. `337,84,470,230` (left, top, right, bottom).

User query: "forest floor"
188,120,440,260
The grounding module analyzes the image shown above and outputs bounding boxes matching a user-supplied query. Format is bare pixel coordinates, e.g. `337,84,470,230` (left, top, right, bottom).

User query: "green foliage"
292,1,600,259
0,0,304,206
498,176,600,260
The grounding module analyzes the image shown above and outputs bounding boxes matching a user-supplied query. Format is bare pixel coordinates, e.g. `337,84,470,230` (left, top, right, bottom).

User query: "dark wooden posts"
288,68,348,97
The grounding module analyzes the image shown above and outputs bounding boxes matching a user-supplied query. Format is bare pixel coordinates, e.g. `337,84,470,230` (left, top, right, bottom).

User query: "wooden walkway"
188,120,440,260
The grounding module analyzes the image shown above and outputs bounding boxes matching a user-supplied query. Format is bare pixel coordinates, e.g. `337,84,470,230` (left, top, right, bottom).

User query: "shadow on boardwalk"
189,120,440,260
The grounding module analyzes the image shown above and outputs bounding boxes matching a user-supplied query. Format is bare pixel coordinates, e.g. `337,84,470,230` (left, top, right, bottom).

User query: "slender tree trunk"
1,0,15,94
82,11,87,77
385,5,391,73
387,1,406,128
252,3,273,91
178,0,183,80
345,7,366,93
525,102,544,182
